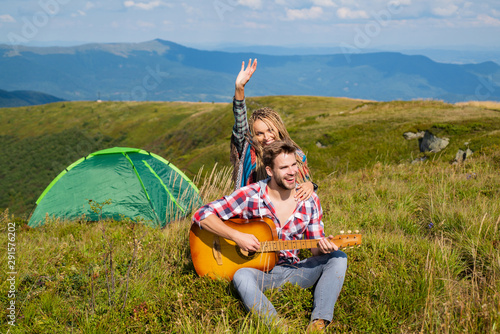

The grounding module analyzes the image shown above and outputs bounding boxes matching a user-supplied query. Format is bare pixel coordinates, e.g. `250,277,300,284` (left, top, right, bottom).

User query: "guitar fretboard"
257,234,361,253
258,239,318,252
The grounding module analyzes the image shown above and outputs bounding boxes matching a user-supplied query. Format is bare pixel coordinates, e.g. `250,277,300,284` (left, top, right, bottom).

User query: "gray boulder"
419,131,449,153
453,148,473,164
403,131,425,140
411,156,428,164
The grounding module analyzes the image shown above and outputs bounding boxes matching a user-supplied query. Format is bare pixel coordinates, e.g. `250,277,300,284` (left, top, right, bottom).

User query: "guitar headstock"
333,230,362,249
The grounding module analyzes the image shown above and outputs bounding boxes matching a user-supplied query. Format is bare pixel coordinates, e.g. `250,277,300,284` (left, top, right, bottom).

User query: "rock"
452,148,473,164
403,131,425,140
419,131,449,153
412,156,428,164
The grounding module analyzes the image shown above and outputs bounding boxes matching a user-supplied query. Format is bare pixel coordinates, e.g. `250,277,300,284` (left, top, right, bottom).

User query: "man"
192,140,348,332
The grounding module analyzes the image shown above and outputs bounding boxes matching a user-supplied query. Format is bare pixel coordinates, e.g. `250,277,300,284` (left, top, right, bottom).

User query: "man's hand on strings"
316,235,339,254
233,230,261,252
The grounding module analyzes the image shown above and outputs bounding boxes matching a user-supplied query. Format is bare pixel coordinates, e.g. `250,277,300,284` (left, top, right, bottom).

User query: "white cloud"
477,14,500,26
71,2,96,17
182,4,195,14
389,0,412,6
242,21,268,29
85,2,96,10
239,0,263,10
0,14,15,23
432,4,458,17
181,3,203,17
137,20,155,27
285,6,324,20
312,0,338,7
336,7,369,19
124,1,162,10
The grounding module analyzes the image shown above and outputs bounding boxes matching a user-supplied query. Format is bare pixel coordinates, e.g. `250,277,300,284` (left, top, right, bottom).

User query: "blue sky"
1,0,500,50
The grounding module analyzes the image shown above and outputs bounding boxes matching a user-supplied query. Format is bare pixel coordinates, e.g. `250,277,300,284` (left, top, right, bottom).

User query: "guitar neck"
259,239,318,253
258,234,361,253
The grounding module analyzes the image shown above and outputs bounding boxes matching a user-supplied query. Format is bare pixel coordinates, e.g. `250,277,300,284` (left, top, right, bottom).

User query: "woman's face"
253,119,278,147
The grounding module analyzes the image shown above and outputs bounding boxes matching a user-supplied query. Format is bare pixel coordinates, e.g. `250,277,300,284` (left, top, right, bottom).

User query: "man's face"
266,152,298,190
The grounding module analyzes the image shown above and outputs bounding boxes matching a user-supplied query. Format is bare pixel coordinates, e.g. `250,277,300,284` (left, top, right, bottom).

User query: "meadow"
0,97,499,333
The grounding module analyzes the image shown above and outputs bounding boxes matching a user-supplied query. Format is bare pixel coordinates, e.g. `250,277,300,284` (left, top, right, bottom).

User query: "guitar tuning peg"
347,230,352,234
340,230,344,234
355,230,359,233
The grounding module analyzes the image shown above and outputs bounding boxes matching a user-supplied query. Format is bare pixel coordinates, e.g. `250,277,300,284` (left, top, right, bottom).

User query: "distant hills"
217,45,500,65
0,89,64,108
1,39,499,103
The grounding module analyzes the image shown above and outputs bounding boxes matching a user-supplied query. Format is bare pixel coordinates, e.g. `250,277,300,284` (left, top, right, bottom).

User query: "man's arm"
200,214,261,252
192,184,262,252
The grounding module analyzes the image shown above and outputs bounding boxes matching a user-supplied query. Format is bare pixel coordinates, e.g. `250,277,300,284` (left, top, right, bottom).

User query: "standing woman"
230,59,317,201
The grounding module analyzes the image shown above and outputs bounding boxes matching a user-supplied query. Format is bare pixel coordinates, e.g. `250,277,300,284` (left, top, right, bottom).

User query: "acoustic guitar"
189,217,361,280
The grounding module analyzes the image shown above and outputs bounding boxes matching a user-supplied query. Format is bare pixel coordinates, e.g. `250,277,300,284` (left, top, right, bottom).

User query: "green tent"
28,147,203,228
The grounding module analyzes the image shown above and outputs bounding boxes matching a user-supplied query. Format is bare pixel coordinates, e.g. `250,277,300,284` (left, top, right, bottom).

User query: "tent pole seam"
142,160,185,214
123,152,161,226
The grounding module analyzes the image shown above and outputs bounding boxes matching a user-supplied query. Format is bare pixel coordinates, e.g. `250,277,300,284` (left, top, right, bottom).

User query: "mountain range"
1,39,499,104
0,89,64,107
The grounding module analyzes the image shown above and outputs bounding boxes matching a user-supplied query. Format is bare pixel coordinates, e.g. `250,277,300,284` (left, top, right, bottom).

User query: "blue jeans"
232,250,348,323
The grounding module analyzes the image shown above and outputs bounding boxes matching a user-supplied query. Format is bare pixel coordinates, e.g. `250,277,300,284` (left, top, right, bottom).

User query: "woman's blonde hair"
248,107,310,182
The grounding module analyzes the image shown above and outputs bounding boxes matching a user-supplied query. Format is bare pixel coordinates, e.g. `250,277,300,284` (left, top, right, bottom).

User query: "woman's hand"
235,58,257,100
295,181,315,201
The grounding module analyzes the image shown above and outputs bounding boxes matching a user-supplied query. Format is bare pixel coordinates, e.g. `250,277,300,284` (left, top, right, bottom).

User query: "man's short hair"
263,140,297,169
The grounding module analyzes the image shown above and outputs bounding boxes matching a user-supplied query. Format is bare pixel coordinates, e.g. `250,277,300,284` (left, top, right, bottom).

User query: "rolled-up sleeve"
192,187,251,227
232,98,249,156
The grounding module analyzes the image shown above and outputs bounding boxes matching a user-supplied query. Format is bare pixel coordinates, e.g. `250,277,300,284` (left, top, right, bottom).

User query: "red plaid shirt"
192,178,325,264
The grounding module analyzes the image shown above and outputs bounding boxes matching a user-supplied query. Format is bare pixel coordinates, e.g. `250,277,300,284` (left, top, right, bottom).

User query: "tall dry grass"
1,153,499,333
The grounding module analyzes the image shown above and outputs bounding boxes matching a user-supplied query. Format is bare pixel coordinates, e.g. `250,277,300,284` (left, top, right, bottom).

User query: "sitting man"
191,140,348,332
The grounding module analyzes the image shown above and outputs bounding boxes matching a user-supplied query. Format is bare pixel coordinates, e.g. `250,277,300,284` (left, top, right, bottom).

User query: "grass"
1,97,500,217
1,96,499,332
1,150,499,333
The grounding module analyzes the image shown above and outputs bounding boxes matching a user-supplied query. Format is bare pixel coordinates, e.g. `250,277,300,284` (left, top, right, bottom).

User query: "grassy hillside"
1,97,500,217
1,151,499,333
1,97,500,332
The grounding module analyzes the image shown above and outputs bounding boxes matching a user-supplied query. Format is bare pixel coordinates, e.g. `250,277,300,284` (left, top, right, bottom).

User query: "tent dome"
28,147,203,227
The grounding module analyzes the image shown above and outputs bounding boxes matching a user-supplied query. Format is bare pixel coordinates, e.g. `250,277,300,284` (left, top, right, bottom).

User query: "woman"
230,59,316,201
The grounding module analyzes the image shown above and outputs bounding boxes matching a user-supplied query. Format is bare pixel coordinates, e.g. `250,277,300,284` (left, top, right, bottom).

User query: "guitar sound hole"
236,247,256,260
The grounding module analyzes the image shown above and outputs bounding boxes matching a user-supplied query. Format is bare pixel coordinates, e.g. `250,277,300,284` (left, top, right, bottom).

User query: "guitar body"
190,218,278,280
190,217,362,280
